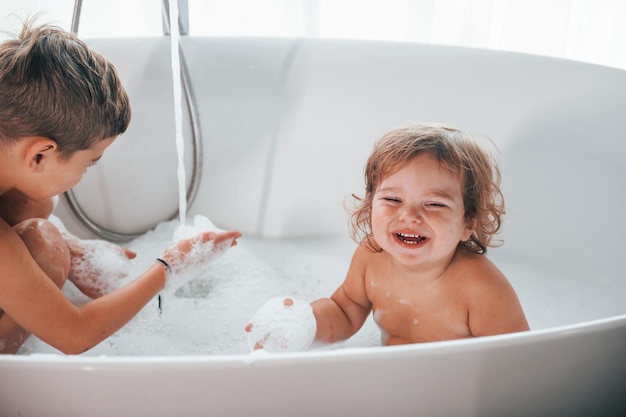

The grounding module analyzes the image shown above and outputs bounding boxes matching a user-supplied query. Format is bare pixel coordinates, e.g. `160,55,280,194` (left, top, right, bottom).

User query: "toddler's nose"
398,205,423,223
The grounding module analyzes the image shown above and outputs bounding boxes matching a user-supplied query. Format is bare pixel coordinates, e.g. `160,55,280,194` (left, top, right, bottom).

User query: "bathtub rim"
2,313,625,365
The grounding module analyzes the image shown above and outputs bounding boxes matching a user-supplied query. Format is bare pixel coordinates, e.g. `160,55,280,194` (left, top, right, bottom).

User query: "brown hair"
0,19,130,159
349,122,505,254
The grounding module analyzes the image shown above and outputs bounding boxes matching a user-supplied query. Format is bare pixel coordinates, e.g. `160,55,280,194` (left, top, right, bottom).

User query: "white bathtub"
1,37,625,416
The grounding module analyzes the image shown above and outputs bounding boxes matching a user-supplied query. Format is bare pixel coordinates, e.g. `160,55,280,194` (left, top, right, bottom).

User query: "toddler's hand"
67,238,136,299
245,297,316,353
159,230,240,293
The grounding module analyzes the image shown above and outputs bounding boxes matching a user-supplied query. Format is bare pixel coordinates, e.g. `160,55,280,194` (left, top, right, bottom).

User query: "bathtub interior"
54,37,626,334
1,36,625,417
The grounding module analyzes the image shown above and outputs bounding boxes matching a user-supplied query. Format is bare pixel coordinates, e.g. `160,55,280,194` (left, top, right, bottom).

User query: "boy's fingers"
213,230,241,245
173,230,241,254
202,232,217,242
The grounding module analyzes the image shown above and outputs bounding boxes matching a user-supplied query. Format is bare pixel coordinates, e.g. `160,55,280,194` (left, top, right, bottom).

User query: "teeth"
397,233,426,245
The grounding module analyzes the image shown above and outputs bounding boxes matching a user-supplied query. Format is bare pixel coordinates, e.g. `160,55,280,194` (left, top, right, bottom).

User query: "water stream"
169,0,187,226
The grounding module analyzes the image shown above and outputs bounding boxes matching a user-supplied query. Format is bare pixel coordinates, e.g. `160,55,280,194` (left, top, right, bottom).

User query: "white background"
1,0,625,70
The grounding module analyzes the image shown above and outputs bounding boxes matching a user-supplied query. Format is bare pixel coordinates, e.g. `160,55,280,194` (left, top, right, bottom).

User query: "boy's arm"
0,221,239,354
312,244,372,343
0,219,164,354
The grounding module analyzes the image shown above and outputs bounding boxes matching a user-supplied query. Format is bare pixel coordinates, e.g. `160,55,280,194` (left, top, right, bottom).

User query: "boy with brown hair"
0,21,240,354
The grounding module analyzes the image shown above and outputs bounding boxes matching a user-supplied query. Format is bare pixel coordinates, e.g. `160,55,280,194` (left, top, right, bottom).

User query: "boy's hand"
67,238,136,299
245,296,316,353
159,230,240,293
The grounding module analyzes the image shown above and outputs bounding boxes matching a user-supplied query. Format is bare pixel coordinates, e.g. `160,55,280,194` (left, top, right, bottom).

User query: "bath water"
18,1,626,356
17,213,625,356
18,219,381,356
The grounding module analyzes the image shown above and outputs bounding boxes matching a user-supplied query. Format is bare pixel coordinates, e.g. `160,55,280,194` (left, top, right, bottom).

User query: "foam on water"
17,219,380,356
15,219,626,356
15,8,625,354
245,296,317,352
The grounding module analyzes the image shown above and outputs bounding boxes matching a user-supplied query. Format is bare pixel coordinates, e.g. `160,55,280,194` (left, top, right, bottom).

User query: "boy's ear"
23,137,58,170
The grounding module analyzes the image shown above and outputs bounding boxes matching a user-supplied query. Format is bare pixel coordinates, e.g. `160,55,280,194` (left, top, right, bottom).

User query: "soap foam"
245,296,316,353
162,215,234,294
20,216,616,356
68,239,133,296
18,219,380,356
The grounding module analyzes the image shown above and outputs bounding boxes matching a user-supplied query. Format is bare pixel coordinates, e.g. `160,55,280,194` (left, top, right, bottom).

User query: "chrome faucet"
71,0,189,35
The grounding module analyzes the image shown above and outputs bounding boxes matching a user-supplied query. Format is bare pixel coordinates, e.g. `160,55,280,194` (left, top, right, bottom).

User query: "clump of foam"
68,239,132,297
47,214,132,296
173,214,221,240
245,296,316,353
18,221,381,356
161,215,235,294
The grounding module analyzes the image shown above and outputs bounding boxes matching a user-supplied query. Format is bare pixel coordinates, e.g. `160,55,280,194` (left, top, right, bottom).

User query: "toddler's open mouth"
396,232,427,245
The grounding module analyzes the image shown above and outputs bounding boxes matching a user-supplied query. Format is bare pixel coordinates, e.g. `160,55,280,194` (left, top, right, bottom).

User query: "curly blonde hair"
349,123,505,254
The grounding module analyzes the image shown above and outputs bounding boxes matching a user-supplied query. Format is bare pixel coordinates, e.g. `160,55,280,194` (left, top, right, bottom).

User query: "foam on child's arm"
245,296,316,353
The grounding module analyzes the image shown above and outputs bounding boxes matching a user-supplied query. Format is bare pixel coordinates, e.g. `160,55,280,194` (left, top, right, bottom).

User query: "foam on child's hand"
69,239,132,296
163,215,233,293
245,296,316,353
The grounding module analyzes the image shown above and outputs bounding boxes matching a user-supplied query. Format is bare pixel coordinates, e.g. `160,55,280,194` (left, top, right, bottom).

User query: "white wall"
1,0,625,70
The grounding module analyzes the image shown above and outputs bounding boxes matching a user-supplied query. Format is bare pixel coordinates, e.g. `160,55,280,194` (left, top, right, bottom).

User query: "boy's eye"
383,197,401,203
427,202,446,208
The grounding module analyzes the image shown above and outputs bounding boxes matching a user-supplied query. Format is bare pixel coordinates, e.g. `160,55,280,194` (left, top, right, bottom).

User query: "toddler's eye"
383,197,401,203
427,202,446,208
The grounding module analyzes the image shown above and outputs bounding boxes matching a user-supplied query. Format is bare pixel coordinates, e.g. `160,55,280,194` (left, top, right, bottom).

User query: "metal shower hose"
65,0,201,241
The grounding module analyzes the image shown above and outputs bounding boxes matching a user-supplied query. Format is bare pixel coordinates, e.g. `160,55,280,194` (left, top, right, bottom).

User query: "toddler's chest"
366,276,471,343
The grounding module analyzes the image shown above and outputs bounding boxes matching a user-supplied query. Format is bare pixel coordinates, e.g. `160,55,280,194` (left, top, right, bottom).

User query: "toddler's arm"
463,255,530,336
245,245,371,353
311,244,372,343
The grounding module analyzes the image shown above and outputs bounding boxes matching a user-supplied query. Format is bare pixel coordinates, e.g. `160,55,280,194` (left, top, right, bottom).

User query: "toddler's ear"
462,218,477,242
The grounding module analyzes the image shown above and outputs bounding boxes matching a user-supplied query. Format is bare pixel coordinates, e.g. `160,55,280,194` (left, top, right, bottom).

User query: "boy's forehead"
70,136,117,158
